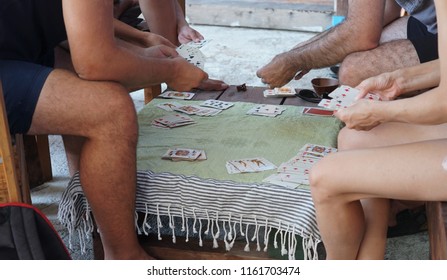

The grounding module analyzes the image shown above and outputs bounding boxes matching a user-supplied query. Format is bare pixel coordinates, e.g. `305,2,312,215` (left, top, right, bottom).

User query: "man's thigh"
28,68,133,137
339,39,419,85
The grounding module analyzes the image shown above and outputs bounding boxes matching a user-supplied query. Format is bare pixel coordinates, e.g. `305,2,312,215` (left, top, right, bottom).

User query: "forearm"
174,0,188,29
113,19,146,47
379,87,447,125
392,60,440,94
286,1,385,71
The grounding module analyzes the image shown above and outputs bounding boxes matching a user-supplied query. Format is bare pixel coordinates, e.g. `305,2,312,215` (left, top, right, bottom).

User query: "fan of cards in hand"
176,39,210,70
318,85,382,110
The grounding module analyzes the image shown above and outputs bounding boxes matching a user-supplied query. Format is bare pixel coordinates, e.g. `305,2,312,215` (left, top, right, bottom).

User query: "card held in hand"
317,85,382,110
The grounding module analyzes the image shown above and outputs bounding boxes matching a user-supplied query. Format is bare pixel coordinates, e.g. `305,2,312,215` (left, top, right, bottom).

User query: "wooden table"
92,85,320,260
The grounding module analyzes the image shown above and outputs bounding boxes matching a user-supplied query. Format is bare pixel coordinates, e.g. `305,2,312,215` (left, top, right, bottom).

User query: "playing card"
173,105,203,115
162,148,200,161
263,176,302,188
156,101,183,111
263,86,297,98
201,99,234,110
185,39,211,49
226,157,276,174
263,143,337,187
299,143,337,157
162,148,206,161
247,104,285,117
159,91,195,100
263,173,309,187
152,114,196,128
319,85,382,110
173,104,222,116
176,44,205,69
302,107,334,117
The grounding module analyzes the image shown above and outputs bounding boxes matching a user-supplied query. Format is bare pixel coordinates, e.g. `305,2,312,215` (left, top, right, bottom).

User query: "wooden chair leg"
1,82,30,203
144,85,162,104
23,135,52,188
14,135,31,204
36,135,53,182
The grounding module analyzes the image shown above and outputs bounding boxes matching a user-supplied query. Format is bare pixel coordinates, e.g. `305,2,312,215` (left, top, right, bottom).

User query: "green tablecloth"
137,99,342,185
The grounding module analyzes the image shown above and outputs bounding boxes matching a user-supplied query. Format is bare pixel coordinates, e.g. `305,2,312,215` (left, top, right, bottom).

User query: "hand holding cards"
318,85,382,110
176,39,210,69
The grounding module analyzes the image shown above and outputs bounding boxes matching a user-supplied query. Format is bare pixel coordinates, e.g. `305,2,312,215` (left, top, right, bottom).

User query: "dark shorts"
407,16,438,63
0,60,53,134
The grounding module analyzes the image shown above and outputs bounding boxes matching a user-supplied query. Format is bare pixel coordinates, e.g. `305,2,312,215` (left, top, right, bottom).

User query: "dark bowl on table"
311,78,339,97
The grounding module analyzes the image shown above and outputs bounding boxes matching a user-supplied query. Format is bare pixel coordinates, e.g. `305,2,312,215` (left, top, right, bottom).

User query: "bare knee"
337,127,369,151
309,156,338,205
339,53,369,87
91,84,138,143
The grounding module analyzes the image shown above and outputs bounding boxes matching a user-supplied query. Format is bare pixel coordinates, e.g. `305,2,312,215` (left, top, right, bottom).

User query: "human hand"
141,32,177,48
143,45,178,59
334,99,383,131
256,52,304,88
356,72,402,101
167,57,208,91
197,78,229,91
177,25,204,44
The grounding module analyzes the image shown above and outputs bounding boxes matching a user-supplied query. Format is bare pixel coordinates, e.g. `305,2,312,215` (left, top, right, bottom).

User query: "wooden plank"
426,201,447,259
191,89,225,101
218,85,283,104
93,231,271,260
282,88,320,107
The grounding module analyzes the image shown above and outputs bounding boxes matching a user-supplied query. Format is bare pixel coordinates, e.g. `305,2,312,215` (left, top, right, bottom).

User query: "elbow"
73,58,110,81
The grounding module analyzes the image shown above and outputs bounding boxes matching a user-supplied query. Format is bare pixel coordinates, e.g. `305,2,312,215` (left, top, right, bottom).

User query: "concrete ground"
31,23,429,260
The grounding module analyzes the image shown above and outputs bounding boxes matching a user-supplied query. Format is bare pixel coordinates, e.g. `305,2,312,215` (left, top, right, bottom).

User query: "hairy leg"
338,39,419,87
28,69,149,259
310,139,447,259
380,16,409,43
62,135,84,177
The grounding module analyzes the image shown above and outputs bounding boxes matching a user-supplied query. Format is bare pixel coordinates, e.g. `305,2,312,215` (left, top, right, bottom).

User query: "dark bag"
0,203,71,260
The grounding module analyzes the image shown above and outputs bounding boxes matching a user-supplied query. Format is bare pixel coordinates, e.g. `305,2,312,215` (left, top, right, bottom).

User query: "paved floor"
32,23,429,260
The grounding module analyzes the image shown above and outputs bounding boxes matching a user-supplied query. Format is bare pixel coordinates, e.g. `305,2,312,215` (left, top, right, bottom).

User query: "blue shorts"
407,16,438,63
0,60,53,134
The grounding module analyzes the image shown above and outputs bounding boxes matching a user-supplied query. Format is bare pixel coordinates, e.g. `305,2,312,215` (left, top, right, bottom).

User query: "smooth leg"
310,139,447,259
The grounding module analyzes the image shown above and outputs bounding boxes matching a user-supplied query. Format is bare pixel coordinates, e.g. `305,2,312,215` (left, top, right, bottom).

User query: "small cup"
311,78,339,97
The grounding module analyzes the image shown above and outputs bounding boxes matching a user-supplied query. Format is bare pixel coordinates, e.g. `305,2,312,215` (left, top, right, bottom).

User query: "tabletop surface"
161,85,319,107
